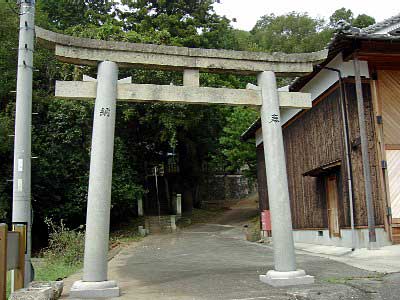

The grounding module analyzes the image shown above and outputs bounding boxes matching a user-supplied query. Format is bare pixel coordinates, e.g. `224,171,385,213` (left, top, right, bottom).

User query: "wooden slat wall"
345,82,385,227
256,145,269,211
255,82,385,229
283,88,344,229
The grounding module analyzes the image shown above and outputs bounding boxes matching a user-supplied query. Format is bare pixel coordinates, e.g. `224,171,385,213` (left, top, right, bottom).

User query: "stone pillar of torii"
31,27,326,298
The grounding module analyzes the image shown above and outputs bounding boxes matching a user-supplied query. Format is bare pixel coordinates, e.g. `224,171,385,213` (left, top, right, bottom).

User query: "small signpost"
0,224,6,300
261,210,271,231
0,223,27,300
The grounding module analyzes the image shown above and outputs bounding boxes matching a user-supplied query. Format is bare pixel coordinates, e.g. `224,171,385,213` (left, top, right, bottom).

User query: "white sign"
18,159,24,172
17,179,23,192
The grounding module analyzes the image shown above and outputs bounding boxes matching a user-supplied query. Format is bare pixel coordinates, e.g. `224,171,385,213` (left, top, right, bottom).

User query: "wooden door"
326,175,340,237
387,150,400,223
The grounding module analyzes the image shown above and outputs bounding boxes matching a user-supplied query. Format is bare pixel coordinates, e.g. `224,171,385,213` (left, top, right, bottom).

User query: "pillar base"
70,280,120,298
259,269,314,287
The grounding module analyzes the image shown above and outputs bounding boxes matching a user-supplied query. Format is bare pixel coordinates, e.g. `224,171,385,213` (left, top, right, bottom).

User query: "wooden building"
243,15,400,248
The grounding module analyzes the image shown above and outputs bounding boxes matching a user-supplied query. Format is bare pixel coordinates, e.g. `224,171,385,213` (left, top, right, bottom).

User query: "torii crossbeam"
35,26,326,297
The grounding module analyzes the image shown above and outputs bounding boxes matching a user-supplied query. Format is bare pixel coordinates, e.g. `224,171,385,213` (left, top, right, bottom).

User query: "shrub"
43,218,85,266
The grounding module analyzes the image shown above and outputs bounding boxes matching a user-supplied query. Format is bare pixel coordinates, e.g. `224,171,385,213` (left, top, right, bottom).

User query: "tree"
117,0,235,49
212,107,258,178
0,0,18,107
232,29,261,51
1,0,378,233
29,0,240,222
329,8,375,29
329,8,353,27
0,1,19,221
251,12,332,53
353,14,375,29
36,0,118,31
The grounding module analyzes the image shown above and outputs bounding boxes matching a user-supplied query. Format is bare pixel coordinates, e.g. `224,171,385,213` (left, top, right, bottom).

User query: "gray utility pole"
353,58,378,250
12,0,35,286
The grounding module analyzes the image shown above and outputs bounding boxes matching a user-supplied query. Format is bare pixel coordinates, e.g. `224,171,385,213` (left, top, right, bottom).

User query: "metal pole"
353,58,378,249
258,71,313,286
12,0,35,286
339,77,357,251
154,166,161,222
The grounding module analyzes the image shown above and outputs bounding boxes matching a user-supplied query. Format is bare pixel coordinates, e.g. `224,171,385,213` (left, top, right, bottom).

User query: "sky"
213,0,399,31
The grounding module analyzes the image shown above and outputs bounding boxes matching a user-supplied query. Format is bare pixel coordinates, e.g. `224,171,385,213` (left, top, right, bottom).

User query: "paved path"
295,242,400,273
103,223,387,300
62,207,400,299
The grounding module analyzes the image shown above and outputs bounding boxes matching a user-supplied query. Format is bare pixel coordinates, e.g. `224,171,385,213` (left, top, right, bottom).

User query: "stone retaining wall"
9,281,63,300
145,215,177,234
199,174,256,208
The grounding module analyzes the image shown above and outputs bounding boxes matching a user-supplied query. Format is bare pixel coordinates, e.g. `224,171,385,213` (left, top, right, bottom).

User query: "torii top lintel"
35,27,327,76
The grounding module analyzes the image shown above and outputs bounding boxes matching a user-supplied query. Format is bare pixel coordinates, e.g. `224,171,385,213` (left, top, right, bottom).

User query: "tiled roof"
241,14,400,140
241,32,400,140
361,13,400,34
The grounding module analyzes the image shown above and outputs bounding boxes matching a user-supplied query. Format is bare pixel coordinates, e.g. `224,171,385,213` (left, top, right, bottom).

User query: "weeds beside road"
6,218,143,298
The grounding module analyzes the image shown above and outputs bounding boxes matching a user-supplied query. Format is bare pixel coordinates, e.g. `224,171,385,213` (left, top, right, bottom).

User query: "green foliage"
0,1,18,104
42,218,85,266
0,111,13,220
212,107,258,178
30,218,84,282
330,7,375,29
0,0,18,221
36,0,119,31
118,0,235,48
353,14,376,29
0,0,378,246
232,29,261,51
251,12,332,53
37,217,142,281
329,7,354,27
34,260,82,282
33,0,235,224
31,97,91,224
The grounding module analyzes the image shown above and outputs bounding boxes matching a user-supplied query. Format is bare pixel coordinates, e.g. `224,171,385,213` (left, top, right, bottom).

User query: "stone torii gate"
36,27,327,298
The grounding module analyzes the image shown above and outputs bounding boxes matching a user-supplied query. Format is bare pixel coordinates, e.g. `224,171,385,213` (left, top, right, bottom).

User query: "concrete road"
103,223,391,300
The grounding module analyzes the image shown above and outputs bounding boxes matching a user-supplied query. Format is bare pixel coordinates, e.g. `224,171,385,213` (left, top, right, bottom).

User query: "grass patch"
176,208,227,227
6,266,74,299
34,260,82,282
5,218,143,299
110,218,144,248
190,208,227,224
323,274,385,284
5,260,75,298
243,214,261,242
323,277,350,284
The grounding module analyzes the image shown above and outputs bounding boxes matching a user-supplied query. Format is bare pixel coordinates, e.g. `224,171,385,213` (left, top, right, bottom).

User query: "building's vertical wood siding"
256,144,269,211
345,82,385,227
256,81,385,229
283,87,345,229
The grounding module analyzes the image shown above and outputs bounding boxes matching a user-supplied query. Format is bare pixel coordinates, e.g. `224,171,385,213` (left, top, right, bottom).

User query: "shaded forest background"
0,0,375,248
